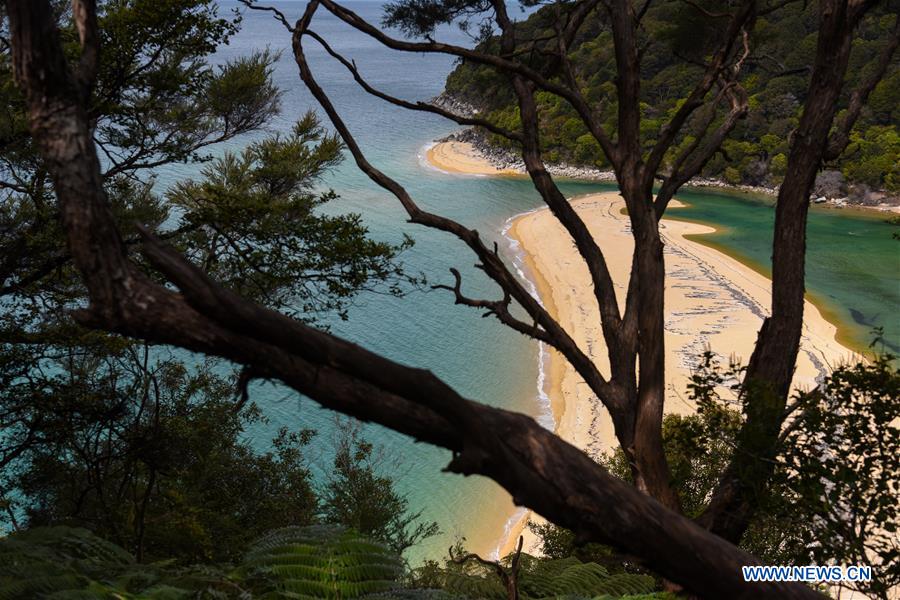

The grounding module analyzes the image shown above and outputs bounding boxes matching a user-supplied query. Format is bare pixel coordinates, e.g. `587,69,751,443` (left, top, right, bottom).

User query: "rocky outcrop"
430,92,482,119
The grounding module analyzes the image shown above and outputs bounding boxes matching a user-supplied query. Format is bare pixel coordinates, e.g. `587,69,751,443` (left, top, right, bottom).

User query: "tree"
777,348,900,600
0,0,418,567
321,421,440,554
530,348,900,596
0,525,406,598
288,0,900,542
1,342,320,563
3,0,895,596
274,0,898,552
0,0,415,473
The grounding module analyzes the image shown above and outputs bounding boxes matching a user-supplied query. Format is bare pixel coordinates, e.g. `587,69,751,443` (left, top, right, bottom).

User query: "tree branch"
1,0,833,596
303,29,522,142
642,2,756,191
311,0,618,163
433,267,553,344
290,0,624,420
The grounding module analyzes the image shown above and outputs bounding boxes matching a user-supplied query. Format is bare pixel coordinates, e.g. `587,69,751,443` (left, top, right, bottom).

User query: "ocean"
151,0,900,563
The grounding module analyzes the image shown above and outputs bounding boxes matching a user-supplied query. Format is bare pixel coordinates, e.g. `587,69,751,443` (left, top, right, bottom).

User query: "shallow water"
151,1,900,563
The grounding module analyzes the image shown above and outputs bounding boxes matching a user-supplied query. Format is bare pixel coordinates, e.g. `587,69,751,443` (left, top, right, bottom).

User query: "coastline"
496,192,857,557
426,141,519,176
427,137,900,215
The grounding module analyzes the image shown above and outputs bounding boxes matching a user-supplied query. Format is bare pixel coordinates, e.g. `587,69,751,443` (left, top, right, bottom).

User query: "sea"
149,0,900,564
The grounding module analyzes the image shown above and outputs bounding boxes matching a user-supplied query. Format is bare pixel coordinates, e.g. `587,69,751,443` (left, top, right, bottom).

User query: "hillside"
442,1,899,202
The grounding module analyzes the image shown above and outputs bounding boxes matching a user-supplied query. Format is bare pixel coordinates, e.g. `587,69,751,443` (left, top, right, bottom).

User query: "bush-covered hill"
443,0,899,200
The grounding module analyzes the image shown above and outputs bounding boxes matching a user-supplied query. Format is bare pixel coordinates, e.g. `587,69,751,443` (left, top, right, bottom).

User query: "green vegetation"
2,1,898,598
409,552,666,600
0,525,675,599
0,0,425,570
0,343,438,565
528,346,900,599
0,525,403,599
322,422,440,555
443,1,899,195
3,347,895,597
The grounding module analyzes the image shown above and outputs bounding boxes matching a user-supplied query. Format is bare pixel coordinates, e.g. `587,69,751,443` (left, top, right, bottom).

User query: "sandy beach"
496,193,857,557
423,142,858,559
426,141,519,176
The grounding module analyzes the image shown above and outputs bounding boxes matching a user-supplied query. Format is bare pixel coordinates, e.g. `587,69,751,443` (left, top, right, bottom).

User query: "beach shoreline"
426,138,900,215
426,141,519,177
499,193,857,558
421,139,860,560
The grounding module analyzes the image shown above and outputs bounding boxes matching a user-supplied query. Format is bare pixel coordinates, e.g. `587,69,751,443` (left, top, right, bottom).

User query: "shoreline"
420,137,869,561
662,209,872,356
426,138,900,216
497,193,857,557
426,137,879,361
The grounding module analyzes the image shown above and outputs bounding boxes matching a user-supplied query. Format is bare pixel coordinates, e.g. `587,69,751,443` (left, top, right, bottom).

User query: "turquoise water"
152,1,898,563
670,190,900,354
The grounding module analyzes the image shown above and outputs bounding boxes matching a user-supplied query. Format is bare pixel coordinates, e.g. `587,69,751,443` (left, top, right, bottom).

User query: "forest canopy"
442,0,899,196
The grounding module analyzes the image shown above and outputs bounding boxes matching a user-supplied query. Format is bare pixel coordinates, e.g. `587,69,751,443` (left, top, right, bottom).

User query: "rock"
430,92,480,119
744,159,769,186
814,170,846,198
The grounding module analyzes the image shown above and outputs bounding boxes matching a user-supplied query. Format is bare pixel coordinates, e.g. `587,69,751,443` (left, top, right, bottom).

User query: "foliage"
0,526,674,599
321,421,440,555
240,525,404,599
1,0,417,488
776,347,900,599
1,352,443,569
408,544,668,600
1,344,319,564
527,348,899,597
440,0,899,193
0,524,403,599
0,0,421,569
167,112,417,320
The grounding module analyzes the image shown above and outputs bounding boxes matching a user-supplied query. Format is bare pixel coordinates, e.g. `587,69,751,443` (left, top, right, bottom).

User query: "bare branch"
290,1,622,421
641,1,756,190
303,29,522,142
654,80,749,216
433,268,553,343
2,0,831,593
451,536,524,600
237,0,295,32
313,0,618,163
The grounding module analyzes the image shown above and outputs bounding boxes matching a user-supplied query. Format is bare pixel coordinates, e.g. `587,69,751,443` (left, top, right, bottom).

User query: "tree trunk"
631,202,680,511
700,0,861,542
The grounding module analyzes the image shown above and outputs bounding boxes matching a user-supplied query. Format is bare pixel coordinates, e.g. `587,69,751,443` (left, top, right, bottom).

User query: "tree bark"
699,0,886,542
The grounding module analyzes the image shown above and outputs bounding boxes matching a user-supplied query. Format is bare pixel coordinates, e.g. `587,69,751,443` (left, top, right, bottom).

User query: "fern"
0,527,127,599
425,554,661,600
0,526,662,600
239,525,403,599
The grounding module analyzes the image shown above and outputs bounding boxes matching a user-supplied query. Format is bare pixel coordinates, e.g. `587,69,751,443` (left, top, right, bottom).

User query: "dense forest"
443,0,899,198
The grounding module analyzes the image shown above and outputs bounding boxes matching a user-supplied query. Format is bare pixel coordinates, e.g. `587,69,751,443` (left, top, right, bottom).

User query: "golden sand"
421,142,857,559
497,192,857,556
426,141,519,176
